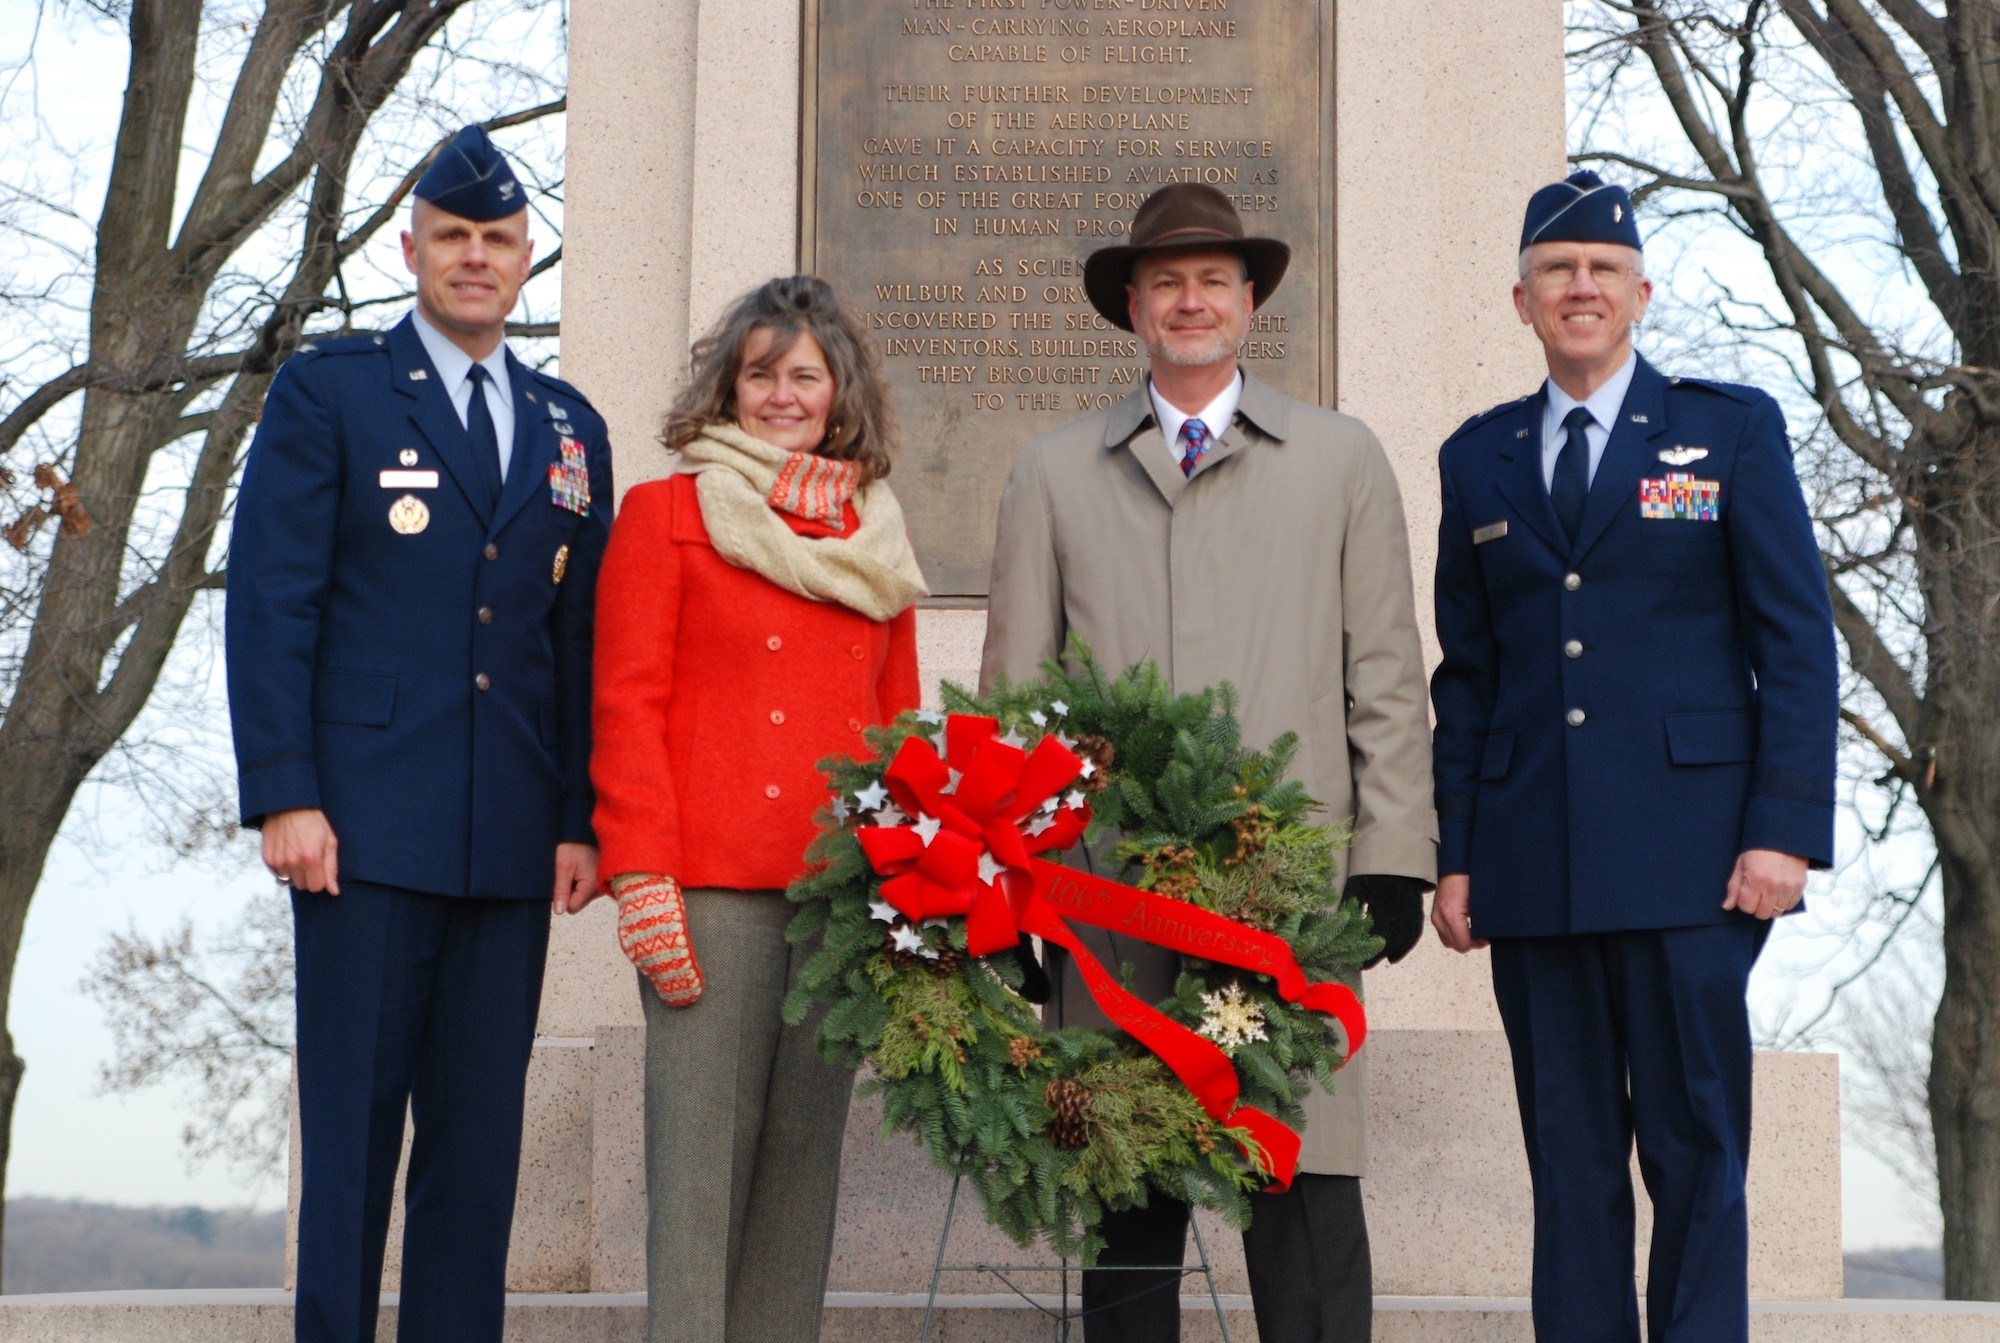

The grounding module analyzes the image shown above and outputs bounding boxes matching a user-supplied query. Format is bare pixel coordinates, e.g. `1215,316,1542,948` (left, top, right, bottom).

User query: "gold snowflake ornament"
1196,983,1268,1056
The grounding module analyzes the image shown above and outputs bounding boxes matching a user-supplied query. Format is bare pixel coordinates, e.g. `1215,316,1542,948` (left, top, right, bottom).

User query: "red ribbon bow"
853,715,1369,1190
856,715,1090,956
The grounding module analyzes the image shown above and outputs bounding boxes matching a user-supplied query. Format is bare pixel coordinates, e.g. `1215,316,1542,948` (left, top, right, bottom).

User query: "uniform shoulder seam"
1441,396,1531,447
292,333,386,358
1666,374,1763,405
529,367,596,410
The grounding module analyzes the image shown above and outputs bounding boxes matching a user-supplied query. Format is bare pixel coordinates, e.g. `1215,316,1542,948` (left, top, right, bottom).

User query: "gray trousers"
641,889,854,1343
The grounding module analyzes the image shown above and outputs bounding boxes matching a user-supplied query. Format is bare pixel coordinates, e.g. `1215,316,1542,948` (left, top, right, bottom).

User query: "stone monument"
531,0,1852,1334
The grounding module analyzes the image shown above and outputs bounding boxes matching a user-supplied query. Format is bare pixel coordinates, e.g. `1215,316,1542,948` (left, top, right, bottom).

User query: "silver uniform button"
1564,640,1583,659
1563,573,1582,591
475,673,491,692
1566,707,1586,727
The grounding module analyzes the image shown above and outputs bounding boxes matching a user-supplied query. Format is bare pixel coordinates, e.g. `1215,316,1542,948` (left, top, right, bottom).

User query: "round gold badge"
388,494,430,535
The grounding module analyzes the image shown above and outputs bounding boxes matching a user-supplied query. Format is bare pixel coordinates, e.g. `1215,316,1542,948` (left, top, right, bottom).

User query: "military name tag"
1472,520,1509,545
548,436,590,516
379,469,440,489
388,494,430,534
1639,472,1721,521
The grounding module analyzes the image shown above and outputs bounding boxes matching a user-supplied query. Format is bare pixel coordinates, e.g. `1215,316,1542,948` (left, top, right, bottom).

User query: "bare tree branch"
0,364,92,462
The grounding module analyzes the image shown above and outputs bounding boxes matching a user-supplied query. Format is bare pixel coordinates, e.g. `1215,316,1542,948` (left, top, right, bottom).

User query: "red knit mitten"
613,874,704,1007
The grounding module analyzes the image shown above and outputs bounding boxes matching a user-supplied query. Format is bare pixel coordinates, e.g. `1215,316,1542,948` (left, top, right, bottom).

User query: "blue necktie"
465,364,503,511
1551,405,1592,545
1179,419,1210,477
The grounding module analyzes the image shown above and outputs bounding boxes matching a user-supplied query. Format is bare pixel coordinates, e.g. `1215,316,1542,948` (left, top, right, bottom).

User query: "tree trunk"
1934,845,2000,1297
1919,408,2000,1298
0,736,92,1292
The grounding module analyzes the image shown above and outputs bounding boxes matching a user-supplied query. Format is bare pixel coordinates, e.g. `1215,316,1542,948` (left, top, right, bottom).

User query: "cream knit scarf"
678,422,929,621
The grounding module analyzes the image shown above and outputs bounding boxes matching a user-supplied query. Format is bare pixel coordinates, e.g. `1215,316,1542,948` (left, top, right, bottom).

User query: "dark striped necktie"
1551,405,1592,544
465,363,503,511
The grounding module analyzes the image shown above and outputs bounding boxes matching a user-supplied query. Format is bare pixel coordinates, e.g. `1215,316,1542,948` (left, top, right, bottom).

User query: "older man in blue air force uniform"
225,127,613,1343
1428,172,1838,1343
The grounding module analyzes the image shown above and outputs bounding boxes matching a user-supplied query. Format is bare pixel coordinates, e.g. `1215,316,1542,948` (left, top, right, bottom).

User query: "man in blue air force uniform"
225,127,613,1343
1428,172,1837,1342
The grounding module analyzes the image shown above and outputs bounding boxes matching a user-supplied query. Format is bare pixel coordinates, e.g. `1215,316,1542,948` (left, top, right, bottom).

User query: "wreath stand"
918,1173,1234,1342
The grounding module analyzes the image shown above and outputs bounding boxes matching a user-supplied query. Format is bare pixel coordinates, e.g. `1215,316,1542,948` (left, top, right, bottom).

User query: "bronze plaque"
804,0,1328,596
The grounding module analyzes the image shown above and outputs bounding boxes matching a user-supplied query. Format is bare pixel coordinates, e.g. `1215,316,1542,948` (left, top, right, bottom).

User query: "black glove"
1011,932,1052,1004
1345,873,1429,968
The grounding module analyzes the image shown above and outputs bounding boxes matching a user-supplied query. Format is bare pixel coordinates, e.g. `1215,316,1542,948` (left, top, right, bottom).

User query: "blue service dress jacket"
226,315,613,902
1431,355,1837,938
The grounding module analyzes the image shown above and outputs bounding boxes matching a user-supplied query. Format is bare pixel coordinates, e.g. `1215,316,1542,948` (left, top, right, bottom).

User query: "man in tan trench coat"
981,184,1437,1343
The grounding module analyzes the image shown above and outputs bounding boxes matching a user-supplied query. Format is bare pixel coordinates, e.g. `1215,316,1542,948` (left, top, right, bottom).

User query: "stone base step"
4,1290,1999,1342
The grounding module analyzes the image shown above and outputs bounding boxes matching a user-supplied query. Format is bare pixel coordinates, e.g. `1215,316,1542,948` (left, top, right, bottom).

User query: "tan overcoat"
979,374,1437,1175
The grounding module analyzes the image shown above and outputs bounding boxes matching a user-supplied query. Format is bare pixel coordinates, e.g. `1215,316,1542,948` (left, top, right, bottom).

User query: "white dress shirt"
412,308,516,481
1540,351,1637,491
1148,370,1243,476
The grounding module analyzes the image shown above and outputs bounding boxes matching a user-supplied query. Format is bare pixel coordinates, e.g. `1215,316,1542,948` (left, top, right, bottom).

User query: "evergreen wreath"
782,643,1380,1260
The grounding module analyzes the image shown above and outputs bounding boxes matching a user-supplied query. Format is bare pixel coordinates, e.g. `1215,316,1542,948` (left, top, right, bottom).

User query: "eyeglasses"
1528,259,1639,288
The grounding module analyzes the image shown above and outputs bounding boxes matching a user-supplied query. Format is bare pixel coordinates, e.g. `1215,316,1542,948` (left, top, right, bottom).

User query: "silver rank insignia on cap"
388,494,430,535
1658,445,1709,466
552,544,569,585
1613,204,1623,222
400,448,420,466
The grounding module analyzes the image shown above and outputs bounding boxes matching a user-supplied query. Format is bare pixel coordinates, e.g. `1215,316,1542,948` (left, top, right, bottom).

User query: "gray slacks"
640,889,854,1343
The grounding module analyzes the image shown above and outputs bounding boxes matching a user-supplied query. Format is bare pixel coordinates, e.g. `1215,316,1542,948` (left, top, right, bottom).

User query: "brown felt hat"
1083,183,1290,332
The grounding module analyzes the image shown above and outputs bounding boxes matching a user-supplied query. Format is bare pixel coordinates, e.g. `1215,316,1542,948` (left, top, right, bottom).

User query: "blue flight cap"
1520,170,1641,252
413,125,526,221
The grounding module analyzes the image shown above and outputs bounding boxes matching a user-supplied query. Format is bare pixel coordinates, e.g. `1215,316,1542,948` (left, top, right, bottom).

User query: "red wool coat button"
851,645,865,660
770,710,786,725
849,718,863,732
767,635,782,651
765,784,781,799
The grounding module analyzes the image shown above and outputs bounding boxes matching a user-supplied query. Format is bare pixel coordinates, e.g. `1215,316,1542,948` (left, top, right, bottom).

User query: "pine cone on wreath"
884,924,967,974
1009,1037,1043,1069
1045,1076,1094,1150
1072,734,1116,793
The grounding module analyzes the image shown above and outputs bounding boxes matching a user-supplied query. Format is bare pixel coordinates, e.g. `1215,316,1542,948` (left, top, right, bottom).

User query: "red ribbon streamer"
854,715,1367,1190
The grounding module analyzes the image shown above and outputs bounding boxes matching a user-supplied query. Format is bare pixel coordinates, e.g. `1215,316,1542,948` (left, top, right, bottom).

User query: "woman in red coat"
591,276,923,1343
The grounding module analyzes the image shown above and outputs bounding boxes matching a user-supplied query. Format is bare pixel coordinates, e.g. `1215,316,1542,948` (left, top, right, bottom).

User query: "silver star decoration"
855,780,889,812
1037,796,1060,815
1055,732,1077,750
999,728,1027,749
977,851,1006,885
831,796,851,824
1078,758,1097,779
869,899,901,924
941,767,962,795
1065,790,1087,810
913,812,943,846
921,917,950,929
1050,700,1069,716
918,944,941,960
1024,814,1056,837
872,801,909,828
890,923,927,954
1029,709,1047,727
915,709,943,725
